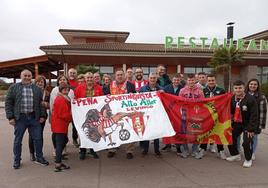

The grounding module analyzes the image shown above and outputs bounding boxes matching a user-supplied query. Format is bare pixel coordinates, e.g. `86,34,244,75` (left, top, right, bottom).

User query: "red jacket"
51,94,72,134
69,79,79,89
74,83,103,98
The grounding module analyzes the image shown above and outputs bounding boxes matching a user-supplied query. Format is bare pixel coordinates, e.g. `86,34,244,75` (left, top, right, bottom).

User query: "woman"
50,75,74,156
28,75,50,161
246,78,267,160
51,84,72,172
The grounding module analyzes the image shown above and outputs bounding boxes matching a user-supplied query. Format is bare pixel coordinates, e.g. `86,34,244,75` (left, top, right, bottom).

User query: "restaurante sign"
165,36,268,51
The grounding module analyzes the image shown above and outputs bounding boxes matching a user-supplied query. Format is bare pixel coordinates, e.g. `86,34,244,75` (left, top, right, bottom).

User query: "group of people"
5,64,267,172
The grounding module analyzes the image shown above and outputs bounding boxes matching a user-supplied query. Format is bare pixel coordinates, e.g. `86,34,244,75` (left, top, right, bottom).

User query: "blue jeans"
181,144,199,153
13,113,43,163
252,134,258,153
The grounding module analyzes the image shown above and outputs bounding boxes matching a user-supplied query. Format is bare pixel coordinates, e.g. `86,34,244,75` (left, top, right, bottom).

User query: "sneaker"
195,149,205,159
161,145,171,152
13,161,21,170
243,160,252,168
219,151,227,160
210,144,217,153
155,151,162,157
191,151,199,157
107,151,116,158
126,153,133,159
73,139,79,148
35,158,49,166
226,154,241,162
30,153,36,161
252,153,256,161
142,150,148,157
179,151,189,158
79,152,86,160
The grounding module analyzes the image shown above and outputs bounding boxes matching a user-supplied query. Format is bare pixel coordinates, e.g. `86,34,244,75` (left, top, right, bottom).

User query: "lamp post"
226,22,235,91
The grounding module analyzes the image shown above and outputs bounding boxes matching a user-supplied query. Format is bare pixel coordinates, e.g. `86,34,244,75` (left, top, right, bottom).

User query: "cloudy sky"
0,0,267,61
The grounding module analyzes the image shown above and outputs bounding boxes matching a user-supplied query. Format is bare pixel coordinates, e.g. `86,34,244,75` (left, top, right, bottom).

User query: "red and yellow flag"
159,93,232,145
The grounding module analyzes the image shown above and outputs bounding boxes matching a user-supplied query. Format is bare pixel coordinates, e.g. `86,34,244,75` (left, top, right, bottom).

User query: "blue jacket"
139,84,163,93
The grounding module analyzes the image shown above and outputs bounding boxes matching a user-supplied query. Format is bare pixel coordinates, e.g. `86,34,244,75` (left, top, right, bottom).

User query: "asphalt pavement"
0,108,268,188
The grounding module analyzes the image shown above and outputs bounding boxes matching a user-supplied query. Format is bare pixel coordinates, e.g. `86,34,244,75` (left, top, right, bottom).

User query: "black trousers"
141,139,159,153
200,143,224,152
28,121,45,155
228,124,253,161
72,122,78,141
80,148,97,155
52,133,68,163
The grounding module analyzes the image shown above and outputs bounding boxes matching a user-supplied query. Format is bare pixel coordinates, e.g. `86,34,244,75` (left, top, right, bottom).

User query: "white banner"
71,91,175,151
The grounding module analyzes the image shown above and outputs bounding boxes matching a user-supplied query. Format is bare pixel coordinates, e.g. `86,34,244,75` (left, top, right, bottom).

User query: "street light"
227,22,235,39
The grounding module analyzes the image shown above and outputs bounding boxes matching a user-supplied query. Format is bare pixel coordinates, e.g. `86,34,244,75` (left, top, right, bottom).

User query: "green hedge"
261,82,268,99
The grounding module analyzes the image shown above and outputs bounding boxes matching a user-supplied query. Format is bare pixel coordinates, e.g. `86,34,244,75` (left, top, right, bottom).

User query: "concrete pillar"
177,65,181,73
122,64,126,72
34,63,39,78
239,65,257,83
63,63,68,76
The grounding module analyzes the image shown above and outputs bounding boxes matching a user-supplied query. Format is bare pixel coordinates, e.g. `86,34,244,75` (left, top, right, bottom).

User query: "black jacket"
103,81,136,95
231,93,258,132
5,83,46,121
157,74,171,87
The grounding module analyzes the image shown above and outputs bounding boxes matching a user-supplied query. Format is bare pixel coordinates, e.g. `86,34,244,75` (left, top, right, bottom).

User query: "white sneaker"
252,153,256,161
219,151,227,160
179,151,189,158
191,151,198,157
226,154,241,162
195,149,205,159
243,160,252,168
210,144,217,153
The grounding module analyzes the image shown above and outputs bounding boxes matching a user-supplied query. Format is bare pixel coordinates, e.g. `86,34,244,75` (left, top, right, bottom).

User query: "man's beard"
136,75,142,80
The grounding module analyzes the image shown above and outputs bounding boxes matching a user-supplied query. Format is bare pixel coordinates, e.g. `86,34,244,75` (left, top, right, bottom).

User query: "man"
103,69,136,159
179,74,204,159
164,74,184,154
126,68,133,81
196,72,207,89
74,72,104,160
5,69,49,169
133,68,148,92
226,80,258,168
94,72,102,86
156,64,172,151
198,74,226,159
68,68,79,147
156,64,171,87
139,73,162,157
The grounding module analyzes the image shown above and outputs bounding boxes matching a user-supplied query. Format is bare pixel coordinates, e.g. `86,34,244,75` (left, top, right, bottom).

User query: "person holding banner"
133,67,148,92
74,72,104,160
103,69,136,159
51,84,72,172
198,74,226,159
226,80,258,168
139,73,163,157
178,73,204,159
163,74,184,155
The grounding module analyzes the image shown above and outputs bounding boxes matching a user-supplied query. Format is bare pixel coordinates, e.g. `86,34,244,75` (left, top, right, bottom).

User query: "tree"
75,64,99,75
208,47,244,91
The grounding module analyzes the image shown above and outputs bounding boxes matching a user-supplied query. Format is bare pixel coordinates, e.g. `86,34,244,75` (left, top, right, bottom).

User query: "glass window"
99,66,114,74
257,66,268,84
184,66,212,74
184,67,196,74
